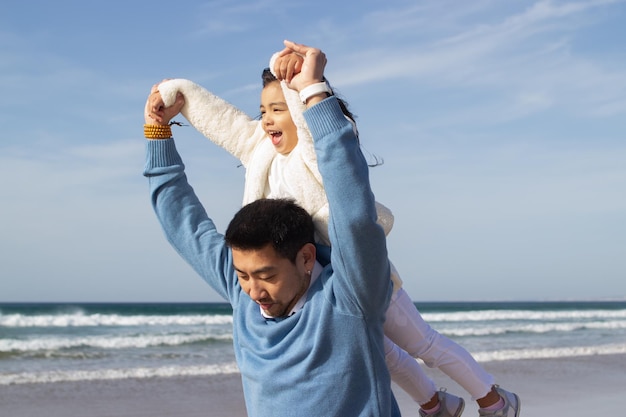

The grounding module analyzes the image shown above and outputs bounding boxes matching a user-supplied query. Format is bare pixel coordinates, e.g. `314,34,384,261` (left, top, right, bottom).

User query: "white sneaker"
478,386,520,417
419,389,465,417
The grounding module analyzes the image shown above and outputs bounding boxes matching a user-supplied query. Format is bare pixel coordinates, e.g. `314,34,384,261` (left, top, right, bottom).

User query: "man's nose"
248,279,267,301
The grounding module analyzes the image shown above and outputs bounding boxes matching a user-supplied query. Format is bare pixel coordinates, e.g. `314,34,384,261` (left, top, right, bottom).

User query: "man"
143,40,400,417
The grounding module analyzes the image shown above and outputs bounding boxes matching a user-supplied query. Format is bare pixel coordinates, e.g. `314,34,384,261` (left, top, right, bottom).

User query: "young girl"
151,43,520,417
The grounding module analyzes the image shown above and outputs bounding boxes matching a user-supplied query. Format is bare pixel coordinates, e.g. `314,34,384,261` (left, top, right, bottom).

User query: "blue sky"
1,0,625,302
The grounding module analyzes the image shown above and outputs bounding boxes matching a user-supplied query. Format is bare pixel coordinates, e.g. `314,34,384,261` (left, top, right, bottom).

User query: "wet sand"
2,354,625,416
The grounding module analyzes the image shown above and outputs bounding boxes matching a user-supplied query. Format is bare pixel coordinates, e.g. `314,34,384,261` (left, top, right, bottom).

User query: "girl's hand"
144,80,185,125
273,52,303,84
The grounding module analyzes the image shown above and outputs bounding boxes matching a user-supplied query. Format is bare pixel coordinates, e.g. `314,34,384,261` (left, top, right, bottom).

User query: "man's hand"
275,40,327,93
144,81,185,125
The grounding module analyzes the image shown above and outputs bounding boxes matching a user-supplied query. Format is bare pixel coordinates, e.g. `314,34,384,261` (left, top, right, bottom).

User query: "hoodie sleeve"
158,78,264,167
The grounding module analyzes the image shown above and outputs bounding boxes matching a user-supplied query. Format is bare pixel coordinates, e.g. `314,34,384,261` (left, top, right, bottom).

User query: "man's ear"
300,243,316,269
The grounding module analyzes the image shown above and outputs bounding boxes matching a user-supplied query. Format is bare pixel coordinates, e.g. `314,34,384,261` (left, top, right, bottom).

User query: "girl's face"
260,81,298,155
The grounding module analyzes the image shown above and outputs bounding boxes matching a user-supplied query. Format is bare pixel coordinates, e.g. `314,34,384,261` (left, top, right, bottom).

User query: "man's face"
232,244,313,318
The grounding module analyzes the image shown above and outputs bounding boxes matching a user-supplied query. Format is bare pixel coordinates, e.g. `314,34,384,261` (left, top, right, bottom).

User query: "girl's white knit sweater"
159,77,394,246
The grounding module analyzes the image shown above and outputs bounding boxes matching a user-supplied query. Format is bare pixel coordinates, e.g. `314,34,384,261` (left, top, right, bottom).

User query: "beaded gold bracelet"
144,124,172,139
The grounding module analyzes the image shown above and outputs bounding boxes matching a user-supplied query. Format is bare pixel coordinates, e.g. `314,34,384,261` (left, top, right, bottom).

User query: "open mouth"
268,130,282,146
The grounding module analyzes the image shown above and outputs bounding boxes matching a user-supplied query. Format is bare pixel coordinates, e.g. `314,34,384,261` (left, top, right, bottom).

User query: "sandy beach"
2,354,625,416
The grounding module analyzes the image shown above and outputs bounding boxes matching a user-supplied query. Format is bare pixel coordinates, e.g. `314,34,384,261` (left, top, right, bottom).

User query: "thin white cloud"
329,1,616,78
0,140,143,201
194,0,299,35
321,0,626,126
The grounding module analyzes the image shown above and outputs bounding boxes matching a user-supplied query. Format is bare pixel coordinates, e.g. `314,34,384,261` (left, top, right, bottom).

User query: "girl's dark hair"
262,68,277,88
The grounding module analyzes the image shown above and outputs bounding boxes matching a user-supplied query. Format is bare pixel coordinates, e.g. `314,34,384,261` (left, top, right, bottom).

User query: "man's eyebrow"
234,265,277,275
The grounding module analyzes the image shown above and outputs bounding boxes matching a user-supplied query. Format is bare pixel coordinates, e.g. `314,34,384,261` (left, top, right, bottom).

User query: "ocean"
1,301,625,386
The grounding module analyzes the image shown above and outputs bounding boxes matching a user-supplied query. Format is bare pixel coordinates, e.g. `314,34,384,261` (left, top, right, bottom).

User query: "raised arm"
143,85,239,303
269,52,395,245
278,40,391,316
158,79,264,166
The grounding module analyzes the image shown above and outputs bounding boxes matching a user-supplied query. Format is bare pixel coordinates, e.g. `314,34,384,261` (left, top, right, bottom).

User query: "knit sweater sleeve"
304,97,391,317
158,78,263,167
143,138,238,303
274,77,396,241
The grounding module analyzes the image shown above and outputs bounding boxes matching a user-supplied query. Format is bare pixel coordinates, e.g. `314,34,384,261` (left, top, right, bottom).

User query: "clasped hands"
144,40,327,126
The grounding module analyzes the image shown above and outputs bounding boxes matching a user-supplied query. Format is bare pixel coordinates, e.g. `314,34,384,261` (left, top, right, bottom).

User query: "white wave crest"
4,344,625,385
0,332,233,353
0,313,233,328
444,319,626,337
0,362,241,385
471,343,626,362
423,308,626,323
